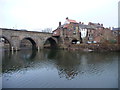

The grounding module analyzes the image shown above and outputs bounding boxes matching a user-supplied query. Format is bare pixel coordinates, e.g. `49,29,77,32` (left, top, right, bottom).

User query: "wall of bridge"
0,29,52,50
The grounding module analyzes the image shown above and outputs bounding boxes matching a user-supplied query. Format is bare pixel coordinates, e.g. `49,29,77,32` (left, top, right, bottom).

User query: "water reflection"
46,50,118,80
2,49,118,88
20,50,37,61
2,49,118,81
48,50,81,80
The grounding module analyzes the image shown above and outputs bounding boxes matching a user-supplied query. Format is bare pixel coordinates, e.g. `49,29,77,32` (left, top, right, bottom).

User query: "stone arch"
20,37,37,50
0,36,11,50
44,37,58,48
70,38,79,44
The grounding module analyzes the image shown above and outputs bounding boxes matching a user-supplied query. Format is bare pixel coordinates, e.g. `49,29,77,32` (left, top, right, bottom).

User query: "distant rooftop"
112,27,120,30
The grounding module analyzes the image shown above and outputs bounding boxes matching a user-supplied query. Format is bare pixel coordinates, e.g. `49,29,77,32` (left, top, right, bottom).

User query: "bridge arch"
20,37,37,50
44,37,58,48
0,36,11,50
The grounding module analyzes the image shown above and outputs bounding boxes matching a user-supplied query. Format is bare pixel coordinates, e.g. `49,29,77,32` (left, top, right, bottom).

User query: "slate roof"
79,24,86,29
79,24,96,30
88,22,104,29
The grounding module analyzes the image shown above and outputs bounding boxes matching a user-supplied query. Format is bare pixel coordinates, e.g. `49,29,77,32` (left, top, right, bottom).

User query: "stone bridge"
0,28,58,50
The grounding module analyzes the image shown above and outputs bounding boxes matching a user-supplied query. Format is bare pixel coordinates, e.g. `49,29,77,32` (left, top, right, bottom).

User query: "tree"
42,28,52,33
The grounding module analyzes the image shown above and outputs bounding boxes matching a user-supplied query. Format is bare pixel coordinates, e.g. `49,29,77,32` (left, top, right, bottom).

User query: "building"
53,17,80,45
86,22,104,43
112,27,120,44
52,17,116,47
79,22,104,43
78,23,88,43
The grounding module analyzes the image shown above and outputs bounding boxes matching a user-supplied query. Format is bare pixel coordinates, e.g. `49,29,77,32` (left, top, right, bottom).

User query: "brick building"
53,17,80,46
112,27,120,44
52,18,116,47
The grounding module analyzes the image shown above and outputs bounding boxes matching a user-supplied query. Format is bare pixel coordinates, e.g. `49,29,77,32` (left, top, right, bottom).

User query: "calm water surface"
2,49,118,88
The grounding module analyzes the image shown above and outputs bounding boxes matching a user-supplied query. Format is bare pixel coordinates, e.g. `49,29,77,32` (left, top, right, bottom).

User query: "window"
76,27,78,30
73,27,76,30
54,32,57,34
89,34,91,37
73,31,76,35
67,29,71,31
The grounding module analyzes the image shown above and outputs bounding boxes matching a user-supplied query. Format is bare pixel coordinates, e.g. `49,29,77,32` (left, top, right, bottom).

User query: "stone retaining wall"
65,44,120,52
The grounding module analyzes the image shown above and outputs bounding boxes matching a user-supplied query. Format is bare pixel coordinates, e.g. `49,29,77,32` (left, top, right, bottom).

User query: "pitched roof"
79,23,98,30
67,19,78,23
88,22,103,28
79,24,86,29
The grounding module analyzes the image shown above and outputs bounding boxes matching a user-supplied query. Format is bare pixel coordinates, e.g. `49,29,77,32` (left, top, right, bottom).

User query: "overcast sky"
0,0,119,31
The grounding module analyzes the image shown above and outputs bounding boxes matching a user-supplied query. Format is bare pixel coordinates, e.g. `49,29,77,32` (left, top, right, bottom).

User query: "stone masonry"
0,28,53,50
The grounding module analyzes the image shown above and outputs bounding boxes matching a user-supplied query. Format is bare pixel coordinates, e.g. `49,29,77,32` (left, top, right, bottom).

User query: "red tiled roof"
67,19,78,23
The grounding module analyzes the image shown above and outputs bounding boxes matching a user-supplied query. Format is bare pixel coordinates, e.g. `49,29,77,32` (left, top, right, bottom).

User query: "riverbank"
1,43,120,52
60,44,120,52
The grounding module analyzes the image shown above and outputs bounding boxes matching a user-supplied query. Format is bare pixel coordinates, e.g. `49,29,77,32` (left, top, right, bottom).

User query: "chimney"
79,22,81,24
98,23,100,25
101,24,103,26
82,22,84,24
66,17,69,20
88,22,91,25
59,22,61,27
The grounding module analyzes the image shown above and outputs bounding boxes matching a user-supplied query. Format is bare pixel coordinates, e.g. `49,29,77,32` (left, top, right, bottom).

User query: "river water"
1,49,118,88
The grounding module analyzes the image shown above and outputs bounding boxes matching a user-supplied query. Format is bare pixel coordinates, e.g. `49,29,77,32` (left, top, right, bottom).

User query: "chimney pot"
98,23,100,25
101,24,103,26
59,22,61,27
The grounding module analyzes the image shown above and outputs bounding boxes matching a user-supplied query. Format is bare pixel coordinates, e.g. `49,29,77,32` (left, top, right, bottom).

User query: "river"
1,49,118,88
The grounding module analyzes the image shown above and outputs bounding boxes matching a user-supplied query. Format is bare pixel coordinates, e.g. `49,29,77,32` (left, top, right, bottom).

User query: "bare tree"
42,28,52,33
